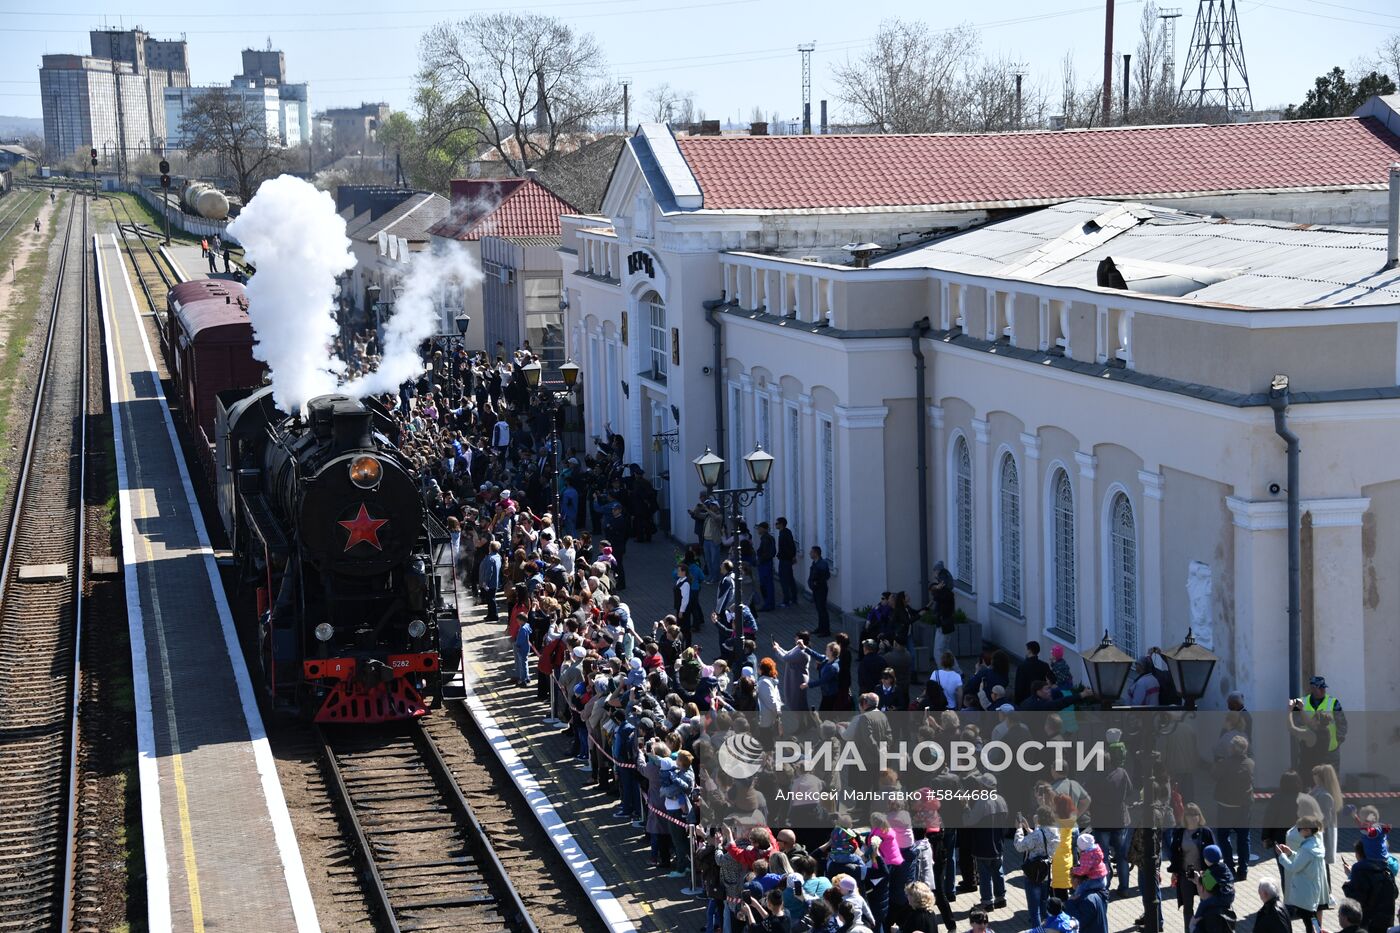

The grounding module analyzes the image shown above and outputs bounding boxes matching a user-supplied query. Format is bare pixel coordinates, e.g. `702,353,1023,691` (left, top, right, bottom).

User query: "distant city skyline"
3,0,1398,129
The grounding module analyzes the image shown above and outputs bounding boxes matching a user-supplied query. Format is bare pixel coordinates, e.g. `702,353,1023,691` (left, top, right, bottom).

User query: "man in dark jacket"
1253,880,1293,933
1344,846,1399,933
856,639,887,696
1194,899,1238,933
775,517,798,607
1015,641,1054,705
808,546,832,636
755,522,777,611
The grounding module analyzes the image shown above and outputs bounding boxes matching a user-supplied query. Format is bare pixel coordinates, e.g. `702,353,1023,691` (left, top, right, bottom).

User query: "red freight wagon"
165,279,265,459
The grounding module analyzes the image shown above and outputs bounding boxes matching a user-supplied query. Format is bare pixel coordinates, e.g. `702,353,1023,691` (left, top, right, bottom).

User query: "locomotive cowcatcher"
215,386,463,723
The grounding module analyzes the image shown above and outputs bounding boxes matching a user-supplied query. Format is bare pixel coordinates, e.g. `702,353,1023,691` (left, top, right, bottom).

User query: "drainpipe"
1269,374,1301,699
1386,162,1400,271
910,317,932,601
704,295,728,481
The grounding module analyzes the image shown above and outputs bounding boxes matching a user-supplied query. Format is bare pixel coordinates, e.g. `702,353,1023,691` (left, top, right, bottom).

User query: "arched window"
1050,469,1077,640
954,436,974,588
1110,492,1139,657
997,454,1021,612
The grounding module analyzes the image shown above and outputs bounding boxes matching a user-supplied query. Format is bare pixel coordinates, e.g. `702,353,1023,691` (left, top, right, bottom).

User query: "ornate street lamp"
691,444,775,653
1162,628,1219,710
1081,630,1134,707
522,359,543,388
559,359,581,388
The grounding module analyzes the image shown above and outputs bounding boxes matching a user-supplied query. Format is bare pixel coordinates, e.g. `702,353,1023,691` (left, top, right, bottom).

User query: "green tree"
1285,67,1396,119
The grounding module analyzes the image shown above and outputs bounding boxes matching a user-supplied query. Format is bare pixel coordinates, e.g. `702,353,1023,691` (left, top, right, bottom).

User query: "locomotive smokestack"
331,400,372,454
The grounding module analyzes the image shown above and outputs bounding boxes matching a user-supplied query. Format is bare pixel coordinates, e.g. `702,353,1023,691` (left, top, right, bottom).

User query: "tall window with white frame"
757,397,772,526
1110,492,1139,657
1050,469,1077,641
785,405,800,527
997,454,1022,612
645,292,667,382
729,384,745,486
954,436,974,589
819,416,836,571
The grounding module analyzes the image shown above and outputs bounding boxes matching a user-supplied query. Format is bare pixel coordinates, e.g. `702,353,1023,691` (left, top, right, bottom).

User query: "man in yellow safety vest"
1291,674,1348,773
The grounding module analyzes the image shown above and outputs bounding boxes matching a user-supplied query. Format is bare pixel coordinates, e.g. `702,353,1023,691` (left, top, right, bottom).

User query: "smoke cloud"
340,242,482,399
227,175,353,414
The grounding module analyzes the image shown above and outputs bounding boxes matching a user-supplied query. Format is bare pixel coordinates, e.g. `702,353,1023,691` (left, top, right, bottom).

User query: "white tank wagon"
182,181,230,221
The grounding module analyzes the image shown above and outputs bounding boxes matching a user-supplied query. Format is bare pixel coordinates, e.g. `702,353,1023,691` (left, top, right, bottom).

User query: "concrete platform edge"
457,682,640,933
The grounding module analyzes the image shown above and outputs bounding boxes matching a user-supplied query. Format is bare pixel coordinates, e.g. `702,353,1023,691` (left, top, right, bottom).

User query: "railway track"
106,195,175,317
0,186,45,244
317,722,538,933
0,193,89,931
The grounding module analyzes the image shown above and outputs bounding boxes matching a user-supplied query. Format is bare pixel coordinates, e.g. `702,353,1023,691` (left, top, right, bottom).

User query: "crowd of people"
366,336,1396,933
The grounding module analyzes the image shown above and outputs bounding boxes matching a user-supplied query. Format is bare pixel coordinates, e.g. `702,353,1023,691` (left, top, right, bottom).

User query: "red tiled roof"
672,118,1400,211
429,177,579,241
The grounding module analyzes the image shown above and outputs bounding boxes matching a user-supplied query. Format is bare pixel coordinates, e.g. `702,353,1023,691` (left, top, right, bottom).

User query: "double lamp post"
521,358,582,519
692,444,775,648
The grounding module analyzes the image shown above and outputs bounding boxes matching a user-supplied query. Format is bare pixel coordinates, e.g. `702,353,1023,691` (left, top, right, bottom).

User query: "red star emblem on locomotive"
339,503,388,551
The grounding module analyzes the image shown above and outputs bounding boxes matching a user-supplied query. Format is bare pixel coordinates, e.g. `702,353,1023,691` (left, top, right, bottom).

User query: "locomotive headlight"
348,455,383,489
314,622,335,642
408,619,427,640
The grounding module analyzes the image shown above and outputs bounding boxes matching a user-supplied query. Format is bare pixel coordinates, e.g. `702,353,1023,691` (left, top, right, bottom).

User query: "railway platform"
456,539,1326,933
95,232,318,933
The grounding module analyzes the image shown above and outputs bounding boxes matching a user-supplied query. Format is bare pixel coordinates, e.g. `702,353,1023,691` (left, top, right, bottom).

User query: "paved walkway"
98,231,318,933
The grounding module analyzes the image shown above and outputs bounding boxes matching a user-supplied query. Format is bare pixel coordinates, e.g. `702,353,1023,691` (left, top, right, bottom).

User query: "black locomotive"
215,387,462,722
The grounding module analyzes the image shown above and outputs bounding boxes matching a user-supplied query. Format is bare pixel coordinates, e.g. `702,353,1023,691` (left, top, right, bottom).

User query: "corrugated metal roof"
350,192,449,243
873,198,1400,308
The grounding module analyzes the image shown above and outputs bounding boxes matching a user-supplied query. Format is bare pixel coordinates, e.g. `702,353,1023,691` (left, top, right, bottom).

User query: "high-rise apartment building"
39,28,190,163
163,46,309,150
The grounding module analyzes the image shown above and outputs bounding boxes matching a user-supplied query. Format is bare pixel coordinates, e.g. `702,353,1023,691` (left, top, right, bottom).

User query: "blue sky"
2,0,1397,124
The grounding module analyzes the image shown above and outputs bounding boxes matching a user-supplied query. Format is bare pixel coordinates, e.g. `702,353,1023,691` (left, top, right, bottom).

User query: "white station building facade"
557,100,1400,713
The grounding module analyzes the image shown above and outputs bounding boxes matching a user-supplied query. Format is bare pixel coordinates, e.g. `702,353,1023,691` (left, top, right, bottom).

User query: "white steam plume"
227,175,353,414
340,242,481,399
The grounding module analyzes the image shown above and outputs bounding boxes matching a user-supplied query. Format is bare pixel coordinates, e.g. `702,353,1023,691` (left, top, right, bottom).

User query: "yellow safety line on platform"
106,241,206,932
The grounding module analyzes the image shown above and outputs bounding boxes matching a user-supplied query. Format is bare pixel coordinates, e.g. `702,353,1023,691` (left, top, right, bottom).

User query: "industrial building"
164,47,308,149
39,28,190,162
318,102,390,156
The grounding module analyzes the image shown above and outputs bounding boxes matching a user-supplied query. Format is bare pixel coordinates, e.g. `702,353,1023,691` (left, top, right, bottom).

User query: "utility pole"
1103,0,1116,122
620,77,632,132
798,42,815,134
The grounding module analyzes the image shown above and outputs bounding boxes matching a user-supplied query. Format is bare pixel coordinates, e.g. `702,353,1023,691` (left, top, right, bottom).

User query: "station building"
559,101,1400,710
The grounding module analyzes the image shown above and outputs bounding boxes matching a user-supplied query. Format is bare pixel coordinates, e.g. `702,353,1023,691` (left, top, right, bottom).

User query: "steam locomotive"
215,387,462,723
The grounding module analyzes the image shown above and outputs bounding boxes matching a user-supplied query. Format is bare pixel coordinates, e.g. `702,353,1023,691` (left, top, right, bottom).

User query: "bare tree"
1366,34,1400,84
178,87,287,201
644,84,696,125
832,18,978,133
419,13,618,174
1060,52,1106,129
1129,2,1181,124
959,55,1023,132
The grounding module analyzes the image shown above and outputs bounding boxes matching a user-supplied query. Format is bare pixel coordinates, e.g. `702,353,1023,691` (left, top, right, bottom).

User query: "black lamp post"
1161,628,1219,711
523,358,581,519
693,444,775,650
